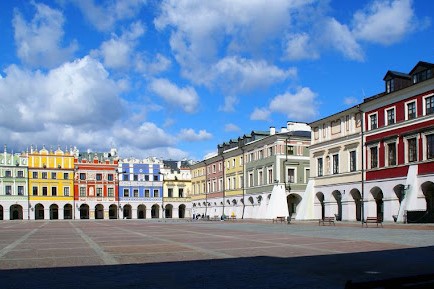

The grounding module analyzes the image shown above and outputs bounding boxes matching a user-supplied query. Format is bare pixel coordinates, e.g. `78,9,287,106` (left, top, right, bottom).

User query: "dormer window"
386,79,394,93
413,69,432,84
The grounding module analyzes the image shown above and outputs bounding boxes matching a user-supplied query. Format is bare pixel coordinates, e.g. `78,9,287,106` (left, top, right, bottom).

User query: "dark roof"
78,152,117,162
409,61,434,75
383,70,410,80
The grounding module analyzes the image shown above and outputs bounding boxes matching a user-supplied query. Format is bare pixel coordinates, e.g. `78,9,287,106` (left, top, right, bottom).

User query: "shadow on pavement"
1,246,434,289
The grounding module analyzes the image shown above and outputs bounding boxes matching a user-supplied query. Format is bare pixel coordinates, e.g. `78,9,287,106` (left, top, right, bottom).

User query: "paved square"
1,220,434,288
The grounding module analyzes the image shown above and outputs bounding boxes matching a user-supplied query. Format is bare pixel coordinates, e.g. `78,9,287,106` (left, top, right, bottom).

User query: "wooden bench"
319,216,335,226
273,216,286,223
363,216,383,227
228,215,236,220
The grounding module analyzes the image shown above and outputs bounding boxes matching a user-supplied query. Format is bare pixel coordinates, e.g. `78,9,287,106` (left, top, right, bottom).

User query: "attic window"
386,79,394,93
413,69,432,84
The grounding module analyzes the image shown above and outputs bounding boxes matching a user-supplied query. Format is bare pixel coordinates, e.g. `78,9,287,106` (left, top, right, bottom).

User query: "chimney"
270,126,275,135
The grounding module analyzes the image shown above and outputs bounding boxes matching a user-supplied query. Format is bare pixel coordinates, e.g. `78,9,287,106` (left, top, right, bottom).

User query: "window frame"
405,100,417,120
386,107,396,126
369,113,378,130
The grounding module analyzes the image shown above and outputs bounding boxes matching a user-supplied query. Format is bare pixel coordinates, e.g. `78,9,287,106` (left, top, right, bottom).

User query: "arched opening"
179,204,186,218
257,195,263,205
287,194,301,217
393,184,406,204
0,205,3,220
123,204,132,219
151,204,160,218
266,194,271,205
371,187,384,222
10,205,23,220
350,189,362,221
50,204,59,220
137,204,146,219
64,204,72,219
332,190,342,221
248,196,254,205
316,192,325,219
165,204,173,218
422,181,434,219
35,203,44,220
109,204,118,219
80,204,89,219
95,204,104,219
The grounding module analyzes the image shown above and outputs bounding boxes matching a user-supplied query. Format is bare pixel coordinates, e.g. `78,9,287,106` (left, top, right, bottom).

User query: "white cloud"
352,0,415,45
12,2,77,68
219,95,238,112
116,122,176,149
178,128,212,141
72,0,146,32
344,96,359,106
250,108,271,121
324,18,364,61
284,33,319,61
224,123,240,132
149,78,199,113
269,87,319,121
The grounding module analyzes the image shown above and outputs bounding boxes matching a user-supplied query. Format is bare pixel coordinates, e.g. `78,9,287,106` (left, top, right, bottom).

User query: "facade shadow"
1,246,434,289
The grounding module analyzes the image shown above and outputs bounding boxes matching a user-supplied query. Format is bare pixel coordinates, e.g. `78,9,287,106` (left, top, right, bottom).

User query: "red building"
74,149,119,219
362,61,434,222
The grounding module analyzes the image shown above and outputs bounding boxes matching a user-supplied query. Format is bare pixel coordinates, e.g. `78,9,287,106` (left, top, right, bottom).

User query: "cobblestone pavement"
0,219,433,289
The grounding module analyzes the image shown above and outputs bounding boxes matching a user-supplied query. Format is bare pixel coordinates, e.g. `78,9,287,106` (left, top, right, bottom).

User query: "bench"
363,216,383,227
228,215,236,220
273,216,286,223
319,216,335,226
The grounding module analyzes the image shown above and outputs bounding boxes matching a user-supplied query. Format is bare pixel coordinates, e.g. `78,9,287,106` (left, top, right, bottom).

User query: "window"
33,186,38,196
249,153,253,162
232,158,236,167
258,170,263,186
108,188,114,197
268,168,273,184
97,188,103,197
153,175,158,181
123,189,129,197
212,164,216,173
408,138,417,162
33,172,38,179
179,188,184,198
317,158,323,177
153,189,159,197
145,189,150,197
123,174,128,181
64,173,69,180
5,170,11,177
248,172,253,187
145,175,149,181
17,171,24,178
133,174,138,181
332,154,339,174
370,114,377,129
370,147,378,168
52,187,57,196
427,134,434,159
64,187,70,196
426,96,434,115
268,147,273,157
108,174,113,181
42,187,48,196
18,186,24,196
413,69,432,83
79,173,86,180
219,162,222,171
42,172,47,179
133,189,138,197
239,176,243,188
168,188,173,197
407,102,416,120
5,185,12,195
258,150,263,159
386,79,394,93
96,174,102,181
287,168,295,183
386,108,395,125
349,151,356,172
51,172,56,179
388,143,397,166
79,187,86,197
287,146,294,155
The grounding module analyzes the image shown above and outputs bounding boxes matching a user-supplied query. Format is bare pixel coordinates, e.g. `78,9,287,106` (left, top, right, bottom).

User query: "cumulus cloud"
224,123,240,132
12,2,77,68
178,128,212,141
284,33,319,61
324,18,364,61
149,78,199,113
116,122,176,149
250,108,271,121
352,0,415,45
269,87,319,121
219,95,238,112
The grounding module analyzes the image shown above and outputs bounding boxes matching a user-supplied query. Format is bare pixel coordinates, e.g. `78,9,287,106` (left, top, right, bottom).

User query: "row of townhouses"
0,146,192,220
1,60,433,223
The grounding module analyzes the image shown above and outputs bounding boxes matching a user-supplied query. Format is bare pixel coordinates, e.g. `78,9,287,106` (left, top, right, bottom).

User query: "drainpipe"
221,154,225,218
359,105,365,225
241,146,246,219
204,160,208,218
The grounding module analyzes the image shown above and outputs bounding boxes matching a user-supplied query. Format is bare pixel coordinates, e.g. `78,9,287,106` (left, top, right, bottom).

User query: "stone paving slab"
0,220,433,288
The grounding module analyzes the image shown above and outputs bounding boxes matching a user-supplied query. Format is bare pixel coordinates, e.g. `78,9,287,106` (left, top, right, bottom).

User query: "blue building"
118,157,163,219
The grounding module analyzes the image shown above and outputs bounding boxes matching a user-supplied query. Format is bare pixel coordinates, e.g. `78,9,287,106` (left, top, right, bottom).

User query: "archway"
50,204,59,220
165,204,173,218
80,204,89,219
287,194,301,217
64,204,72,219
316,192,325,219
123,204,132,219
371,187,384,221
421,181,434,214
0,205,3,220
109,204,118,219
35,203,44,220
332,190,342,221
350,189,362,221
151,204,159,218
10,205,23,220
137,204,146,219
179,204,186,218
95,204,104,219
393,184,406,204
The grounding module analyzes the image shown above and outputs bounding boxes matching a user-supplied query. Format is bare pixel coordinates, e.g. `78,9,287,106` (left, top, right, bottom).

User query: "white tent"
266,183,289,219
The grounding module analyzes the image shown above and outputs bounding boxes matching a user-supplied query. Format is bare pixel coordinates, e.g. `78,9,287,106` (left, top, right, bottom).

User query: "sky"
0,0,433,161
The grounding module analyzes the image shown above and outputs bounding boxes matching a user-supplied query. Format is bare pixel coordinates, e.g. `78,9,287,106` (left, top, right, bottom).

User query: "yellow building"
28,146,75,220
190,161,207,217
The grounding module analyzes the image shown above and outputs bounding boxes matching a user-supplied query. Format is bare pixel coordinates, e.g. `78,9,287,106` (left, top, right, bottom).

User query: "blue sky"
0,0,433,161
